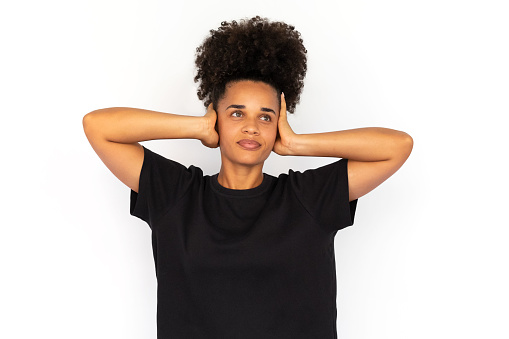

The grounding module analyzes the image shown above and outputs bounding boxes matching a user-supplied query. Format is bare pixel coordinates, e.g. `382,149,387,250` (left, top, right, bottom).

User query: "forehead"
219,80,279,110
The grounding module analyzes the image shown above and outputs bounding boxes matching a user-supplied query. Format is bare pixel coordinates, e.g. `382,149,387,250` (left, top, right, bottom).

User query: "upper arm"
83,113,144,193
347,136,413,201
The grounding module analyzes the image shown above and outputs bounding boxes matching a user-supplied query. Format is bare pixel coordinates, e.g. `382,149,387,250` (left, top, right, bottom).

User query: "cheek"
217,118,236,145
263,125,278,146
216,115,227,136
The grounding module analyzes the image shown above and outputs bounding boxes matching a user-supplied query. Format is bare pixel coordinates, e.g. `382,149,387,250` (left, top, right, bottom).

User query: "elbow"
399,132,414,159
82,111,92,126
82,111,97,136
386,129,413,161
82,109,107,137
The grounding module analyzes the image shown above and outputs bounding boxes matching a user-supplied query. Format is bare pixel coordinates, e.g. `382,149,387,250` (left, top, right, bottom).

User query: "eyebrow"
226,104,276,116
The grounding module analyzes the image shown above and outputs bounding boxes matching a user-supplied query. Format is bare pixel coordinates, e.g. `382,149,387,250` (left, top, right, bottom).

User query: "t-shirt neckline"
210,173,273,197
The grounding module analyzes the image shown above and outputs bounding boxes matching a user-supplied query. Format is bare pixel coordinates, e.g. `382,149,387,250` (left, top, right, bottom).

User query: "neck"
217,163,264,189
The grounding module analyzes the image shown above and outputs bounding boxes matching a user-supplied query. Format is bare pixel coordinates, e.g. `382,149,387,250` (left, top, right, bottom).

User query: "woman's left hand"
273,93,297,155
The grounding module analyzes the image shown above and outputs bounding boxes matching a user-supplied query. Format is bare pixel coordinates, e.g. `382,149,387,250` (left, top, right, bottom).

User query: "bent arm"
83,107,209,144
286,127,412,160
275,94,413,201
287,128,414,201
83,107,217,192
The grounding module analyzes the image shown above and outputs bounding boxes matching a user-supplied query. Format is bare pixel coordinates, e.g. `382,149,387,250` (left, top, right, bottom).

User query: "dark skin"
202,80,414,199
83,80,413,201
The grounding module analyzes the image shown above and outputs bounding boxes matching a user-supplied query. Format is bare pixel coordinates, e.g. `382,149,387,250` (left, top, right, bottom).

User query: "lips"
237,139,261,150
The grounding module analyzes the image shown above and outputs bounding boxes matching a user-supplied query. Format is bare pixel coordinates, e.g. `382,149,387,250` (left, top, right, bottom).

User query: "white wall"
2,0,508,338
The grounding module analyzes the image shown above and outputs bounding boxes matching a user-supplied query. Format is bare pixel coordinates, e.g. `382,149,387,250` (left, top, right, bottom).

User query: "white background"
1,0,508,338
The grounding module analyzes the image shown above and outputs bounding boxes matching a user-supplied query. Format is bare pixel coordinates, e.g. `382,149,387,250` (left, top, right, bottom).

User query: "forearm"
83,107,206,143
288,127,413,162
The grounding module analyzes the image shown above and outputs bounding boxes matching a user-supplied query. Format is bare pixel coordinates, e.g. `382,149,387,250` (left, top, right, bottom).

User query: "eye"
260,114,272,122
231,111,243,118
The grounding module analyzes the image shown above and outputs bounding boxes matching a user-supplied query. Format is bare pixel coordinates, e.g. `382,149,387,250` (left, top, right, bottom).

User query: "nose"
242,118,260,135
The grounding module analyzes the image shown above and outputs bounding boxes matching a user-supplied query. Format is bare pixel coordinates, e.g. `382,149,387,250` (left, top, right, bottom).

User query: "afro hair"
194,16,307,113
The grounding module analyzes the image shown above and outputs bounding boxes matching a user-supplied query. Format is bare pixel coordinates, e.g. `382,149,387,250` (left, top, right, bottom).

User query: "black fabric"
130,146,358,339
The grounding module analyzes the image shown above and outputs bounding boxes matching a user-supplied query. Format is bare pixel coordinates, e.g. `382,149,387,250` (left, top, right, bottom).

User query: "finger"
280,93,287,117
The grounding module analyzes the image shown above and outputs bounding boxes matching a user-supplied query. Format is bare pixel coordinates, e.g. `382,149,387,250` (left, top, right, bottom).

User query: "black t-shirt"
130,146,358,339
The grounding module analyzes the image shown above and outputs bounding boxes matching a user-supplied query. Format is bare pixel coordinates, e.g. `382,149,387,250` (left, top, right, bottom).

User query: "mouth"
237,139,262,150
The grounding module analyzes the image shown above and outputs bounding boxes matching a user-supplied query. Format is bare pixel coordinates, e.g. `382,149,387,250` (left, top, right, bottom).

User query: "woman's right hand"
200,103,220,148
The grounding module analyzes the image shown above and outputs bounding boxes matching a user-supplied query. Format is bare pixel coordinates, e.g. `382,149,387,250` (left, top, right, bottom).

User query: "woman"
83,16,412,339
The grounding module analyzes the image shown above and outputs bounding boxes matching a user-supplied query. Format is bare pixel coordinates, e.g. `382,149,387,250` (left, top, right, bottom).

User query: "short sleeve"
130,146,198,227
289,158,358,231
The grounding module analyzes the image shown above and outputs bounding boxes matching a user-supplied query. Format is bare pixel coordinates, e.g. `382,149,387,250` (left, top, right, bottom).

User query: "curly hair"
194,16,307,113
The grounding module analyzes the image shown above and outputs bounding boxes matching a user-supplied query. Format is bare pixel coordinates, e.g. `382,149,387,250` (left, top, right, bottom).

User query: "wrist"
197,114,219,148
196,115,209,141
275,133,300,156
285,134,312,156
290,133,307,156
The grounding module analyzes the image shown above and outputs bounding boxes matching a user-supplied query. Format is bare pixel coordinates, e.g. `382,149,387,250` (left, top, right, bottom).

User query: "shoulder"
285,158,347,184
268,159,348,198
141,146,204,176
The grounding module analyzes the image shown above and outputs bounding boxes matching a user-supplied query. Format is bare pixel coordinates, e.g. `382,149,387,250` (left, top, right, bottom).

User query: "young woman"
83,16,412,339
